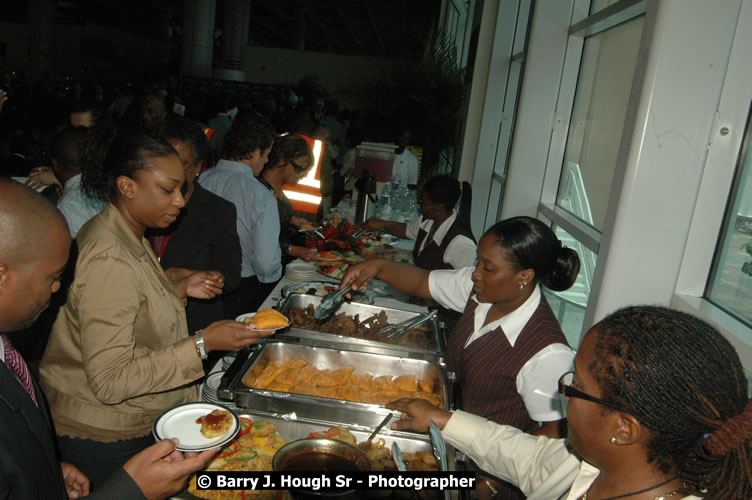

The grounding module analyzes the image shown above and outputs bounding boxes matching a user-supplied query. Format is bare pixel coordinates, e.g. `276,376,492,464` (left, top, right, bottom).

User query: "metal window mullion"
540,33,585,206
539,203,601,253
570,0,646,38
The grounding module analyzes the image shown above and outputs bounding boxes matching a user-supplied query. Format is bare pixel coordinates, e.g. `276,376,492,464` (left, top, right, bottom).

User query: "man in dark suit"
0,178,215,499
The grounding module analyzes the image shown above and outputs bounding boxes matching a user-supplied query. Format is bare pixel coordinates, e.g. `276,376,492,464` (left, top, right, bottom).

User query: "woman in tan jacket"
39,131,273,488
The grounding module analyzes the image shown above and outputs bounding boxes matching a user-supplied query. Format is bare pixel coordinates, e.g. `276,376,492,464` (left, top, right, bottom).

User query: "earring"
520,281,527,290
610,437,617,444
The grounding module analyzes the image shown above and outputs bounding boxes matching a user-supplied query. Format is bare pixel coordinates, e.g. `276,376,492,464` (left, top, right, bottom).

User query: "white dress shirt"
391,148,419,187
405,210,477,269
57,174,106,237
442,410,703,500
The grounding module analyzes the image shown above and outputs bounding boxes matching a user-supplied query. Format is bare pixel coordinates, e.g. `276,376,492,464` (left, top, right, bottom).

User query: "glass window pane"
543,225,596,348
707,107,752,326
590,0,622,15
555,17,644,230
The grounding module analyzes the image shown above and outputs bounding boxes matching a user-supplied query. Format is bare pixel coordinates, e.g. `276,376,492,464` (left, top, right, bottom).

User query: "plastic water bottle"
379,184,392,219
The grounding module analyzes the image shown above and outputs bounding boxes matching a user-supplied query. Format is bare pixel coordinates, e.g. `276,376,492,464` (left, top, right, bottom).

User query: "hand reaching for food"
202,320,275,352
386,398,452,432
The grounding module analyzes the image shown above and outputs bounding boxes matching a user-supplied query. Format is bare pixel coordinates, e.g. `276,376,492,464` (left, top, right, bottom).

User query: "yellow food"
246,308,289,329
242,358,442,407
187,418,285,499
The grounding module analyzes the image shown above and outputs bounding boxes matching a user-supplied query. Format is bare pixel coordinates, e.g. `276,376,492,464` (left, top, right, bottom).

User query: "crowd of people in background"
1,68,751,500
0,70,378,362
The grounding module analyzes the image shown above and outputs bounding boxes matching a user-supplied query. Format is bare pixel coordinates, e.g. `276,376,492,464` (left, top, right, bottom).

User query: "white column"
181,0,216,78
586,0,742,324
214,0,250,81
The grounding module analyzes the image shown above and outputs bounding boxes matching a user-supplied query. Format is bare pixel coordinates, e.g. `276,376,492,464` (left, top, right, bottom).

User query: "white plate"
317,255,343,262
152,402,239,452
286,262,317,273
204,371,224,392
235,312,290,331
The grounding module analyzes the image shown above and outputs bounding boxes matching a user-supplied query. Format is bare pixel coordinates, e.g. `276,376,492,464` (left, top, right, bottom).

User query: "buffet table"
176,231,462,500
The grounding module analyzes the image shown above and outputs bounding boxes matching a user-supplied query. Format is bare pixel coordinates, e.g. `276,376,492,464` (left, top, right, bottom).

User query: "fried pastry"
248,308,289,329
196,409,233,439
371,375,395,392
311,369,338,386
243,357,443,407
393,374,417,392
350,372,373,391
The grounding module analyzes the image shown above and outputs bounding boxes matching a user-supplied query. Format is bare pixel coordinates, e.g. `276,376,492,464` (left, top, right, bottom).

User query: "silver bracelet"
194,329,208,360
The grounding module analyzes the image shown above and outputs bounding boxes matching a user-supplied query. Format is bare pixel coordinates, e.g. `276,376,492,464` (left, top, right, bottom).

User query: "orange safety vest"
282,134,324,214
202,127,216,141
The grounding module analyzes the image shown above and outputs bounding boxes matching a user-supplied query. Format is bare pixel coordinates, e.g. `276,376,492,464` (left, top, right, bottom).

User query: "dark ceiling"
2,0,442,60
243,0,442,58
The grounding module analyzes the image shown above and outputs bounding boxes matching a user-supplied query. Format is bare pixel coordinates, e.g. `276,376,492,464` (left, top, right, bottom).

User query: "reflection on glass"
543,225,596,348
556,17,644,230
590,0,621,15
707,106,752,326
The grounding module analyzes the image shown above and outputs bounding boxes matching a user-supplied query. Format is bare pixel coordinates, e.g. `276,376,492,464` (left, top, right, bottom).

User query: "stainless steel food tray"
276,293,446,362
220,340,449,429
179,408,457,500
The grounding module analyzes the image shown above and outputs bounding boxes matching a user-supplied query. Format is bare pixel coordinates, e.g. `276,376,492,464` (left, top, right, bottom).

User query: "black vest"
413,216,475,270
447,293,568,430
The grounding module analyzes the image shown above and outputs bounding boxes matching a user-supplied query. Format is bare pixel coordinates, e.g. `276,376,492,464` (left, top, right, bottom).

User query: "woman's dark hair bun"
542,246,580,291
484,216,580,292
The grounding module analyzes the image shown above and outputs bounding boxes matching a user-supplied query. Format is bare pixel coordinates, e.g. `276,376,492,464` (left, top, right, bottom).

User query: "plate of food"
152,402,239,452
236,308,290,331
316,260,348,280
282,281,339,297
317,250,342,261
186,417,286,499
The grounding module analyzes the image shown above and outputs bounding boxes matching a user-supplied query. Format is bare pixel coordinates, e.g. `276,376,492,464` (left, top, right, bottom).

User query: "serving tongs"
313,286,351,320
429,420,448,472
375,310,437,339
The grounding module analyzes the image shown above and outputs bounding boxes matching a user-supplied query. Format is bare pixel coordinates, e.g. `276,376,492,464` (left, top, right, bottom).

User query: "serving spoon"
357,414,392,452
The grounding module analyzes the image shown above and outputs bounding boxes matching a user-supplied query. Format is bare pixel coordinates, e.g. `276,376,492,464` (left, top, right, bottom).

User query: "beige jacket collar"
98,203,181,299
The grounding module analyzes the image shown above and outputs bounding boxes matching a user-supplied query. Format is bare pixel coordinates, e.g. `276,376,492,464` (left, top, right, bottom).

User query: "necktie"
1,334,37,405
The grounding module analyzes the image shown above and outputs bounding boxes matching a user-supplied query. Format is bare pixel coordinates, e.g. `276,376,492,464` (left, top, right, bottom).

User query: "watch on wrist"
194,329,208,360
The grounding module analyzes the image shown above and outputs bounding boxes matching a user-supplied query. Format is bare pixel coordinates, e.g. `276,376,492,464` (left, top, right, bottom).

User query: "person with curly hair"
388,305,752,500
198,112,278,317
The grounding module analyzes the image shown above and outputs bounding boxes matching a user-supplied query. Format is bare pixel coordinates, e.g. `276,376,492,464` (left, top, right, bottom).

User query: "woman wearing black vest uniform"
363,175,476,270
340,216,580,500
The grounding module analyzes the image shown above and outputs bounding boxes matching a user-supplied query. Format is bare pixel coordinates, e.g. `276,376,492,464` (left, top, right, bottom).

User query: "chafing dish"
275,293,446,362
178,408,457,499
219,340,449,429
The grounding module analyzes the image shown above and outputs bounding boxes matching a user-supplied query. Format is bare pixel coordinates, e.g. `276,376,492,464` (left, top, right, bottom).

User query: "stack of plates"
285,261,317,282
201,371,224,403
222,352,237,371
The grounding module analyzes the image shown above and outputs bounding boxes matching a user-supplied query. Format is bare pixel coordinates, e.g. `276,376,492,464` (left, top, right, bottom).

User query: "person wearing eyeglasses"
386,306,752,500
260,134,318,266
340,216,580,500
148,117,242,339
